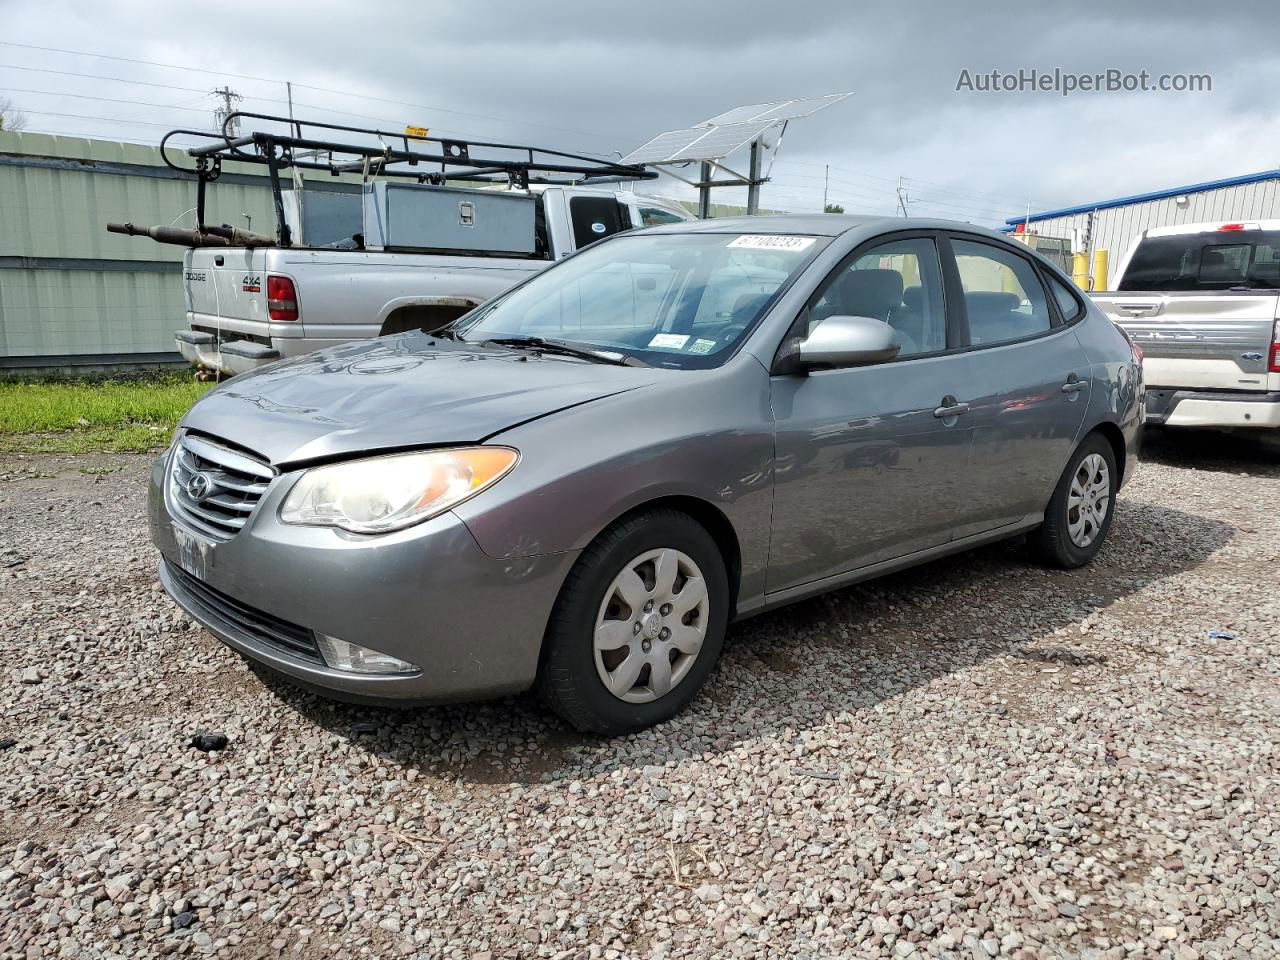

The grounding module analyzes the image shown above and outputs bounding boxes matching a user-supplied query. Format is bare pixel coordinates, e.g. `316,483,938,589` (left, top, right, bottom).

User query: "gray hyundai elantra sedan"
149,215,1143,734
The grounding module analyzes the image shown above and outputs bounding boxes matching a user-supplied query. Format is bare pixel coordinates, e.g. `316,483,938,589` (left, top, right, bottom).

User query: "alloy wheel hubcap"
594,548,709,704
1067,453,1110,548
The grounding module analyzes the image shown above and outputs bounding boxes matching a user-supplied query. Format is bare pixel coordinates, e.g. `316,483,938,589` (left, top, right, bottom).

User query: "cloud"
2,0,1271,224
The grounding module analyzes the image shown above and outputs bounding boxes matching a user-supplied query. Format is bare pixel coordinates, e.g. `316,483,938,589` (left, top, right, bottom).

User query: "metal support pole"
698,162,712,219
746,140,761,215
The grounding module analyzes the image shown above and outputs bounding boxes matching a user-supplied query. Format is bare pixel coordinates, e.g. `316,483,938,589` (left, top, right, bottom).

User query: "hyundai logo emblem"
186,472,214,502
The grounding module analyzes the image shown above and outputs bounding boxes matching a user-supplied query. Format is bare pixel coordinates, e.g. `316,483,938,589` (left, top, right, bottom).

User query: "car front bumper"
148,452,577,705
1146,389,1280,428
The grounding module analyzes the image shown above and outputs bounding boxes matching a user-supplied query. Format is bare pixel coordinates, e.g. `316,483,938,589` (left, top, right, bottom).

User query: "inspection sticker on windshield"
728,235,816,251
648,333,690,350
688,338,717,355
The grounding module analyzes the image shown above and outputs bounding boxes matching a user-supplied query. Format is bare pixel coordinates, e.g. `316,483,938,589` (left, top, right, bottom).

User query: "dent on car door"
946,236,1092,538
766,235,976,593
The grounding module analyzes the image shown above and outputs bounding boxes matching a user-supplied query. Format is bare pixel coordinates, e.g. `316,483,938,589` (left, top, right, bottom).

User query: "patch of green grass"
0,376,213,453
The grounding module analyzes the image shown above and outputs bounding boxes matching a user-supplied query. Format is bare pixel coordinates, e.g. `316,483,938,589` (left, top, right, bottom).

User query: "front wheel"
536,509,729,735
1030,433,1117,568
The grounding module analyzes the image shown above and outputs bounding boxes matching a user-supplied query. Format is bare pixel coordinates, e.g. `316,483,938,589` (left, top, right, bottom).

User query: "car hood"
179,333,658,466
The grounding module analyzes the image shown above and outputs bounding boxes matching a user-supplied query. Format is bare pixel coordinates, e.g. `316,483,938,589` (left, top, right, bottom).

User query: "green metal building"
0,130,357,373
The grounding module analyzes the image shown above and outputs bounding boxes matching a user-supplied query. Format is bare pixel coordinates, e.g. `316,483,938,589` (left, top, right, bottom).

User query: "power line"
0,39,282,84
1,86,214,115
0,41,616,144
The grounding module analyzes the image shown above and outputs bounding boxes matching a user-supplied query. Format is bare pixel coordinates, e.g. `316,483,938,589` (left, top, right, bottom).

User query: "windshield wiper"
481,336,647,367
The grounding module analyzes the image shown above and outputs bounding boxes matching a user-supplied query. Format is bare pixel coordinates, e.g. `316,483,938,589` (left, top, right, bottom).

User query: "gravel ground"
1,429,1278,960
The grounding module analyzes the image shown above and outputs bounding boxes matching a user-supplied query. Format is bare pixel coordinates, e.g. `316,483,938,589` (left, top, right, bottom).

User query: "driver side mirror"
793,315,901,371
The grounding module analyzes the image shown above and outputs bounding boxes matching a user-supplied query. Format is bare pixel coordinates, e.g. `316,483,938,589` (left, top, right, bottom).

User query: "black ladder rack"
160,112,655,247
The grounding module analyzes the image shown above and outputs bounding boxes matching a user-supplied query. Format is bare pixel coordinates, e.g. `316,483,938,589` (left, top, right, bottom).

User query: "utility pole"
896,176,909,217
286,81,295,124
822,164,829,212
212,85,243,135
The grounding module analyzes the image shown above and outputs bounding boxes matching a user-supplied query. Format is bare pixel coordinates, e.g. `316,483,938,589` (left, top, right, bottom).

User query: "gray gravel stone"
2,432,1278,958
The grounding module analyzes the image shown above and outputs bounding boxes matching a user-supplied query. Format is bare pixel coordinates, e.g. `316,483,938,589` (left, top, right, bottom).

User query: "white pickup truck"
111,113,690,375
1092,220,1280,430
173,186,691,376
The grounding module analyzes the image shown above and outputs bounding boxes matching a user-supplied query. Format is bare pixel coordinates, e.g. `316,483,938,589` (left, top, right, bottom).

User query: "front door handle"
933,396,970,419
1061,374,1086,395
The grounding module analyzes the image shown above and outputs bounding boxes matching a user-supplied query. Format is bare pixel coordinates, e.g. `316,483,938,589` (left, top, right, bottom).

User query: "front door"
766,235,974,593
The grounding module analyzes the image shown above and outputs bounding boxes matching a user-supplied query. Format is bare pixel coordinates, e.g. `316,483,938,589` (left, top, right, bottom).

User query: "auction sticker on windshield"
728,235,817,251
649,333,690,349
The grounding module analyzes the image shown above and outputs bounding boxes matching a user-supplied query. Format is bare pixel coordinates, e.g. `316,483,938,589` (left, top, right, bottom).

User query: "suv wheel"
537,509,728,735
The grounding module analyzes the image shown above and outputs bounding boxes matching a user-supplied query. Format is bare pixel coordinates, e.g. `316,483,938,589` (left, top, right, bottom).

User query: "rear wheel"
1031,433,1117,568
537,509,728,735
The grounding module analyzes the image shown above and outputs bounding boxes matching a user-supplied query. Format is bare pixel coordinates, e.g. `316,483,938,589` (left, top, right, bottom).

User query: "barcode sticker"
728,235,817,251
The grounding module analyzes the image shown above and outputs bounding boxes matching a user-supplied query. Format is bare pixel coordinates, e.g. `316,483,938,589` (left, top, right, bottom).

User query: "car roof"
638,213,1015,240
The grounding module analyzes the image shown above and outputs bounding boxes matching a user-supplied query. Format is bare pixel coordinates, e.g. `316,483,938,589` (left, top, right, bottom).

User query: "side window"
569,196,625,249
638,206,687,227
952,239,1052,345
1048,273,1083,322
809,237,947,358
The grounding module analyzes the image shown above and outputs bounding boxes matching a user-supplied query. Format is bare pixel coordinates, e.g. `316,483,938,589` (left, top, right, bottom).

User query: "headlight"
279,447,518,534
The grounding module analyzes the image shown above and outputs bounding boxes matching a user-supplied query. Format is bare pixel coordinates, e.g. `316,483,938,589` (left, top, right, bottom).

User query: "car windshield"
451,232,826,368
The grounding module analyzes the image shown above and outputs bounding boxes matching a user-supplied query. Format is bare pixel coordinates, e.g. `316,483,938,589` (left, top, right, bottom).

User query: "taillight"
1270,319,1280,373
1131,339,1144,364
267,275,298,322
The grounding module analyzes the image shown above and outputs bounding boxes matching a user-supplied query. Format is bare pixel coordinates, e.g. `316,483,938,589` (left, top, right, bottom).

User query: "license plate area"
172,523,215,581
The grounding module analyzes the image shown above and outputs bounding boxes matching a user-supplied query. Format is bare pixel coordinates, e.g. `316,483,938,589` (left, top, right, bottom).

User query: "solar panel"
621,93,851,169
666,120,776,162
619,127,713,165
698,92,851,127
620,120,777,165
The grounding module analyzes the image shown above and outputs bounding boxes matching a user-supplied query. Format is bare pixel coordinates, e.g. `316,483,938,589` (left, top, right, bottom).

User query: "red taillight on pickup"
1271,319,1280,373
267,275,298,322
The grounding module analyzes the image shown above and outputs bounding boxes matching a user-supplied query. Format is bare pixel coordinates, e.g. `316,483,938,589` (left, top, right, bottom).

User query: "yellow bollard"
1072,253,1092,291
1092,250,1108,292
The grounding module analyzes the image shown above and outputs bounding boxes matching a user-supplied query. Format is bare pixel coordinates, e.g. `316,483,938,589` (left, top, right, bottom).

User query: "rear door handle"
1062,374,1086,395
933,396,970,418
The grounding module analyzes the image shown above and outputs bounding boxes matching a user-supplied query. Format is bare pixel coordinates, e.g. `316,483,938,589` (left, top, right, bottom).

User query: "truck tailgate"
1093,291,1276,391
184,248,272,328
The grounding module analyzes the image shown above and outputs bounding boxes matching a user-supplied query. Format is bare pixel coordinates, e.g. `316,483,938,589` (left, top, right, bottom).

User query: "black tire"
536,508,729,735
1031,432,1118,568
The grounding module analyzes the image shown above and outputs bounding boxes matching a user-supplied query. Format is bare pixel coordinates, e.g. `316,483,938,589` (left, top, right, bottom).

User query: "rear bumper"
175,329,353,375
1146,388,1280,428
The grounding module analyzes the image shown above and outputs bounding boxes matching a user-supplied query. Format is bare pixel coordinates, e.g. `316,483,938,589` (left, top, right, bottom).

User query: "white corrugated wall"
1019,178,1280,276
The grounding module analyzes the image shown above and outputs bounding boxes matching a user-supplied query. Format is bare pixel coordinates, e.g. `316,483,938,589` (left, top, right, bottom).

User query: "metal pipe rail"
157,112,655,247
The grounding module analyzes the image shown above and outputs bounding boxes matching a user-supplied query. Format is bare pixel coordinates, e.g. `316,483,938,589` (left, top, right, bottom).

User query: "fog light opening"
316,635,419,674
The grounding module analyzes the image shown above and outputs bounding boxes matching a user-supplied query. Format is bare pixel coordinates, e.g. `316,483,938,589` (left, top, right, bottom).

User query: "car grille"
169,433,275,541
165,561,321,663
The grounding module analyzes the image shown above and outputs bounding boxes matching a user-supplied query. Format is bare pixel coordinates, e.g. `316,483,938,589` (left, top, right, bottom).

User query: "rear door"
944,234,1093,537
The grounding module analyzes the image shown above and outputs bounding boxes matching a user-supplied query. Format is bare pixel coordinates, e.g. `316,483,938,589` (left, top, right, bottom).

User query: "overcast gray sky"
1,0,1274,225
